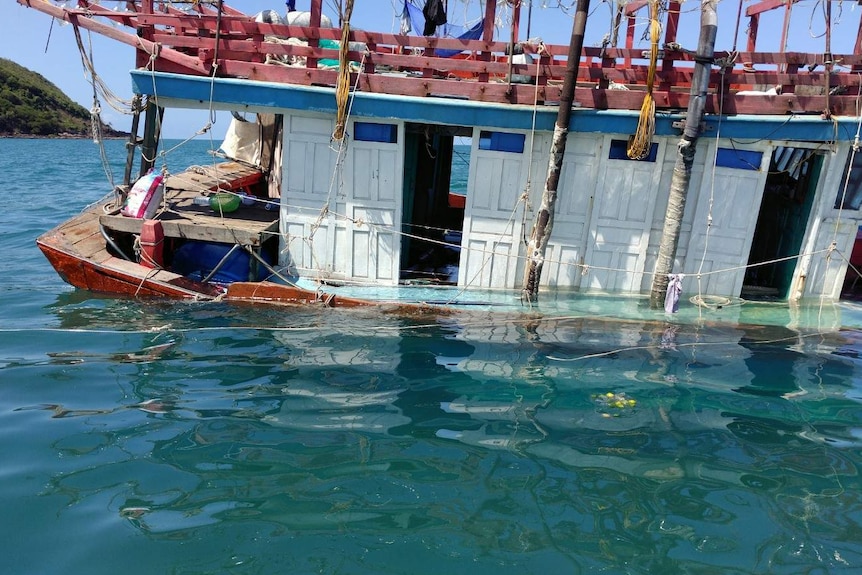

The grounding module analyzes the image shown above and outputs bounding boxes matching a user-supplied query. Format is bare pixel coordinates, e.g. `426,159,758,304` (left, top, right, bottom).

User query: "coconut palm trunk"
649,0,718,309
521,0,590,303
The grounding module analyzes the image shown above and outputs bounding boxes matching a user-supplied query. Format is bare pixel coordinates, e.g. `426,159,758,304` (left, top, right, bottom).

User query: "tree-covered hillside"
0,57,126,137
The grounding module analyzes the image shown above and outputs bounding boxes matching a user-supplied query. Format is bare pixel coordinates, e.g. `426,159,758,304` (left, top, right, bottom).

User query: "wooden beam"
746,0,794,17
660,1,682,90
747,13,759,52
479,0,497,83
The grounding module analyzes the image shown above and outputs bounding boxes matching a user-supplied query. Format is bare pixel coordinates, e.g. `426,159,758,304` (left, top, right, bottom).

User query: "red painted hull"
36,207,370,308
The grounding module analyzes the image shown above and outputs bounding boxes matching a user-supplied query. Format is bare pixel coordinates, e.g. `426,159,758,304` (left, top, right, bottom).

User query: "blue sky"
1,0,858,139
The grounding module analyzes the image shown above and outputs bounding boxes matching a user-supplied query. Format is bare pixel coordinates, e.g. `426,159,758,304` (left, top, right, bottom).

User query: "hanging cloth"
664,273,684,314
402,1,482,56
423,0,447,36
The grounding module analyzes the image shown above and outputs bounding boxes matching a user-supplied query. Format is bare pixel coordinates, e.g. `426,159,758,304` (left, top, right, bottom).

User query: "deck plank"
101,162,277,246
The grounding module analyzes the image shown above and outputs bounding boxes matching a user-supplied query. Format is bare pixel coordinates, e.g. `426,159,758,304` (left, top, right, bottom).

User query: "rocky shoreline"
0,132,129,139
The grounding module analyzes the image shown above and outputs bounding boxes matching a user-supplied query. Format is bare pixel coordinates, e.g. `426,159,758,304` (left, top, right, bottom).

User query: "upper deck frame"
17,0,862,116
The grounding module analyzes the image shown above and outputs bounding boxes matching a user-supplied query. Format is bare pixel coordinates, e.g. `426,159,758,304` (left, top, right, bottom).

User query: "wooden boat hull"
36,203,370,308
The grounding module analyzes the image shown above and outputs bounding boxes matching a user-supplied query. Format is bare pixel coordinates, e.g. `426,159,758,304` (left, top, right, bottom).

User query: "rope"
521,43,547,247
692,62,730,315
71,23,119,190
70,18,135,114
133,22,219,187
627,0,660,160
546,330,844,363
304,36,367,283
332,0,355,142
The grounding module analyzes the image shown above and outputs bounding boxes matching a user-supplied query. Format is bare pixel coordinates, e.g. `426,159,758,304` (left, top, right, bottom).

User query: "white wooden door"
583,137,664,292
460,135,528,289
279,115,337,276
683,142,770,296
338,124,403,285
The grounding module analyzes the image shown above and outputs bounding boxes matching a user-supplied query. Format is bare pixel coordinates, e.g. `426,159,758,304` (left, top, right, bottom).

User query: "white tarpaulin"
220,118,262,166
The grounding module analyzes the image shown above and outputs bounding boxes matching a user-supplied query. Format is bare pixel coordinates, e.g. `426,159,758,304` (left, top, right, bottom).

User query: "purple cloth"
665,274,683,313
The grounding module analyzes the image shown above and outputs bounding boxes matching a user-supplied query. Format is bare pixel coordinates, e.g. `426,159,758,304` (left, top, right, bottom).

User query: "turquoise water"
2,138,862,574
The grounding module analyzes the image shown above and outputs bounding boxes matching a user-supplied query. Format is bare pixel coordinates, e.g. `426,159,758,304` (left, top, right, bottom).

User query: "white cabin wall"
641,137,709,292
276,109,862,300
538,134,600,289
279,114,403,285
580,136,666,292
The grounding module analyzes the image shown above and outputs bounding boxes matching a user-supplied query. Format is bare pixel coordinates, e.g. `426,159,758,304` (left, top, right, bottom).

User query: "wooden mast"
649,0,718,309
521,0,591,303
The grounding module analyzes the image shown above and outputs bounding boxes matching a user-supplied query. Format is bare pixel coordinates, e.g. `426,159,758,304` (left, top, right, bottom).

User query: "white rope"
71,17,135,114
520,43,547,246
71,24,118,189
287,190,837,289
546,330,844,363
692,63,730,314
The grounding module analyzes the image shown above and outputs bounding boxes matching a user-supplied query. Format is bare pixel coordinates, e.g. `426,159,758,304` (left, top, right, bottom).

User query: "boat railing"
17,0,862,116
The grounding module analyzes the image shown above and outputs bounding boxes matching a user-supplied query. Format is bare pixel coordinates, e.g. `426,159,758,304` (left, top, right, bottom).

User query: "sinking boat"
20,0,862,310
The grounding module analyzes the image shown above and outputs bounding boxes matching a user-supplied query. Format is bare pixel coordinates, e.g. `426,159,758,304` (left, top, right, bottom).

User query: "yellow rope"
333,0,354,142
627,0,661,160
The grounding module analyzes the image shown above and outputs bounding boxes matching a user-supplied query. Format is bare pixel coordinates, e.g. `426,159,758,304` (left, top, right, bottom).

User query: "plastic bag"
121,171,164,219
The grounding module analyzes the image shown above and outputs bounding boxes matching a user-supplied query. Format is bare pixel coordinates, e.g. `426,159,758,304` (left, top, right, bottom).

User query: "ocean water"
2,137,862,574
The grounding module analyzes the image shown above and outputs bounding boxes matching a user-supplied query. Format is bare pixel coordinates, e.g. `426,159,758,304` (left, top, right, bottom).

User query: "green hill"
0,57,126,137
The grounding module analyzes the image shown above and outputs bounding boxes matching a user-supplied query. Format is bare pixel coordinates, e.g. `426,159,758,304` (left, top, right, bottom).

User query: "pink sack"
121,172,164,218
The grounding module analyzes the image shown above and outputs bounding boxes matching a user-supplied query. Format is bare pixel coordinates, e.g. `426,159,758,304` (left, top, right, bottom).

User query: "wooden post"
139,96,163,178
136,0,155,70
478,0,497,84
123,94,142,189
521,0,590,303
659,1,681,92
824,0,832,118
308,0,322,69
746,13,758,52
649,0,718,309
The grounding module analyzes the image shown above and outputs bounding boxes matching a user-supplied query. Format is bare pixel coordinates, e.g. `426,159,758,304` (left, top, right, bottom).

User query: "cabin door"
583,138,664,291
459,131,530,288
683,142,771,297
400,125,470,285
280,115,339,277
340,122,404,285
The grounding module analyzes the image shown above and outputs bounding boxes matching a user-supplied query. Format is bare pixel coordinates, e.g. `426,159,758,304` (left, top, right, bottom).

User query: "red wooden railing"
17,0,862,116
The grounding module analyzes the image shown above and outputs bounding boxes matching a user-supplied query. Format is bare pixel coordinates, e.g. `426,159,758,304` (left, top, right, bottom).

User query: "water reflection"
10,304,862,572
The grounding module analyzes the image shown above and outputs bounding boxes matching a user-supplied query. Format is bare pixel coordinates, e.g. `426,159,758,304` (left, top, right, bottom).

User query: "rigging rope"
627,0,660,160
333,0,355,142
521,42,547,248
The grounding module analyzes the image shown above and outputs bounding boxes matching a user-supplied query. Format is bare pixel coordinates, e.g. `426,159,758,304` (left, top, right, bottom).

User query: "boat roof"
130,68,861,142
16,0,862,135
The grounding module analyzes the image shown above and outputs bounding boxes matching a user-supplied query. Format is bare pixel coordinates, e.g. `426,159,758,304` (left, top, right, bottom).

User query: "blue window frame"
478,131,525,153
608,139,658,162
716,148,762,170
354,122,397,143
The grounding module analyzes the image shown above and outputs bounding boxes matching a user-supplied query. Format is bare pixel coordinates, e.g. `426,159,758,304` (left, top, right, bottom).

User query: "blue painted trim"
130,70,861,142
